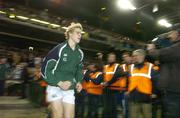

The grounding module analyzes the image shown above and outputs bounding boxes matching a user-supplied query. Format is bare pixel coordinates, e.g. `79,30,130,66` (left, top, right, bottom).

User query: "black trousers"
0,80,5,96
75,90,86,118
87,94,101,118
161,90,180,118
103,88,118,118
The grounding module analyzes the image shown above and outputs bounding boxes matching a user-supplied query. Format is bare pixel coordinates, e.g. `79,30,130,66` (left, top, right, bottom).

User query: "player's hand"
101,82,109,87
76,82,82,93
62,81,72,90
57,81,71,90
57,81,64,89
151,94,157,99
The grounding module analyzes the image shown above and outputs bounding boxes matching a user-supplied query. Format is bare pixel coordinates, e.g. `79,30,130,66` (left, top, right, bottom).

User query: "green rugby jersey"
41,41,84,89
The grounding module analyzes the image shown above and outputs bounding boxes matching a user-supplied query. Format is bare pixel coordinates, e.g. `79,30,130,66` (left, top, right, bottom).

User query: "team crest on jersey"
63,53,68,61
64,53,68,56
63,57,67,62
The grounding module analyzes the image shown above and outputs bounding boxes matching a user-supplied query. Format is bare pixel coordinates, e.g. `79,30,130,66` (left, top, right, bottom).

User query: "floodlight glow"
0,10,6,14
16,16,29,20
117,0,136,11
50,24,60,28
30,18,50,25
152,37,158,42
9,14,16,19
152,4,158,13
158,19,172,28
62,27,68,30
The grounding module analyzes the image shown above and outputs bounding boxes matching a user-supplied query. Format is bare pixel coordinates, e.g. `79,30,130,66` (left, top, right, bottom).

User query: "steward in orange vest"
83,63,103,118
85,71,103,95
102,53,128,118
127,49,159,118
103,63,128,90
128,62,154,96
121,51,133,118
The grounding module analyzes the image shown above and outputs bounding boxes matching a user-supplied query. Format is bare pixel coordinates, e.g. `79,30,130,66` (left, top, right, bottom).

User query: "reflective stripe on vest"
104,64,119,74
130,63,153,79
128,62,153,94
122,64,126,72
103,64,119,82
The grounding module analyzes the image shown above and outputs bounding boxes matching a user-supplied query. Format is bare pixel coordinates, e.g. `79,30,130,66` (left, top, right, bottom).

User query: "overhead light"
0,10,6,14
30,18,50,25
117,0,136,11
152,37,158,42
9,14,16,19
152,4,158,13
29,46,34,51
101,7,106,11
50,24,60,28
136,21,141,24
62,27,68,30
16,16,29,20
158,19,172,28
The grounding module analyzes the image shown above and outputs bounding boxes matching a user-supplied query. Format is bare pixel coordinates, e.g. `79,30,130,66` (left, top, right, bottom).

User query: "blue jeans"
162,90,180,118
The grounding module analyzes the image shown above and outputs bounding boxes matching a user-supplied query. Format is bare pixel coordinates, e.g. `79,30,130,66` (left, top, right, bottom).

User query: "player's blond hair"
65,22,83,39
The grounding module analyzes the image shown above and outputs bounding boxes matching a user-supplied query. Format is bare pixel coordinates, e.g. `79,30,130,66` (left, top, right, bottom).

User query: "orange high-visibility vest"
39,80,48,87
104,63,124,90
86,72,103,95
128,62,153,95
82,70,88,90
117,64,129,90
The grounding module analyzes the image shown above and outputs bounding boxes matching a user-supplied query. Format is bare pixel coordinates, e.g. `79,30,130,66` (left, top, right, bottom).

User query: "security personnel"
84,63,103,118
120,52,133,118
75,69,88,118
127,49,158,118
102,52,127,118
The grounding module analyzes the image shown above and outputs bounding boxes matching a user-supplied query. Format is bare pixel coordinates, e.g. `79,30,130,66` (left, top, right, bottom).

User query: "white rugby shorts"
46,85,75,104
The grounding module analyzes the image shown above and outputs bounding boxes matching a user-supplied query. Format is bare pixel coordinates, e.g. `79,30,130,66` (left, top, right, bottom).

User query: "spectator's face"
97,53,103,60
0,58,7,64
107,54,116,63
88,64,96,71
122,54,132,64
132,54,145,64
69,28,82,44
168,30,179,42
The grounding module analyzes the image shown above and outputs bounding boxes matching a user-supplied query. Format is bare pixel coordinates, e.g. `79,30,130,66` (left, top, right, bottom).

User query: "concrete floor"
0,96,46,118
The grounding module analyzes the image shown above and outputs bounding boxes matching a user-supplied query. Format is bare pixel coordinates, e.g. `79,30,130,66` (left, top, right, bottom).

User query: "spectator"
147,29,180,118
0,55,9,96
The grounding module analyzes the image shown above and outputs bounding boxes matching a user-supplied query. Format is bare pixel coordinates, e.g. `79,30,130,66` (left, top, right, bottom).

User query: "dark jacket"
149,38,180,93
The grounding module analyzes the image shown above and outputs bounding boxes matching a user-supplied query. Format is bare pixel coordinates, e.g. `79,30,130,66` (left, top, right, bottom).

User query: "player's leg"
62,90,75,118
